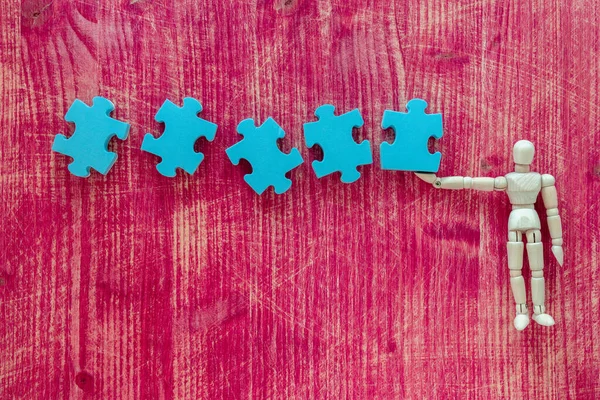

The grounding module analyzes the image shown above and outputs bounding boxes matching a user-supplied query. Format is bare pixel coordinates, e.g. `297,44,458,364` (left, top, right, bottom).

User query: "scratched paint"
1,0,600,399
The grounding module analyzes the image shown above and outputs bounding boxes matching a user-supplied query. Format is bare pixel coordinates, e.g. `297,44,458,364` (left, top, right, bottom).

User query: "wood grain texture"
1,0,599,398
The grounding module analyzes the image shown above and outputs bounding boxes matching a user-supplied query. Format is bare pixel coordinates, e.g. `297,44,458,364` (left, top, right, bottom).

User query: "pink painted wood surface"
1,0,599,398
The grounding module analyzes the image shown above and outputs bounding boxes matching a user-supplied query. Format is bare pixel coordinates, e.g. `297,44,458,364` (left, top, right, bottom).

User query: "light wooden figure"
416,140,563,331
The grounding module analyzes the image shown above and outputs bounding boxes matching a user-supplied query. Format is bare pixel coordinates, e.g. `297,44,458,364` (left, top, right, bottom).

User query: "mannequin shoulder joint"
541,174,555,187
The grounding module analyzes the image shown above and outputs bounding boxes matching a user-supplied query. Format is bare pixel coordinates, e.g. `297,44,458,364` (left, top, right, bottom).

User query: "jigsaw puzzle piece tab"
66,151,118,177
141,98,217,177
226,117,303,195
52,97,130,177
244,166,294,195
303,105,372,183
380,98,443,173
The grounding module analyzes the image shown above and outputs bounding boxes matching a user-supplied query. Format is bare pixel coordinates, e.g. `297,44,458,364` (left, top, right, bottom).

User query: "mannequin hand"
415,173,442,188
552,245,564,266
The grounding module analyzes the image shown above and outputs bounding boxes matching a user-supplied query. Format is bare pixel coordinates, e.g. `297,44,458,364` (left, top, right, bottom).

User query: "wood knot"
387,340,397,353
21,0,53,29
128,0,155,14
0,271,10,287
274,0,302,15
424,49,470,74
75,371,94,393
480,158,492,172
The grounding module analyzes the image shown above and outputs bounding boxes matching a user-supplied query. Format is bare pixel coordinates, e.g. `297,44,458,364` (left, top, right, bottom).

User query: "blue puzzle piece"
226,117,303,195
380,98,443,172
303,105,372,183
52,97,130,177
141,98,217,177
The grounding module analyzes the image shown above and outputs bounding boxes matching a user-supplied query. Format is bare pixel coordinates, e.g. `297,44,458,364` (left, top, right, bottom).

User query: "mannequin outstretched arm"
415,173,507,191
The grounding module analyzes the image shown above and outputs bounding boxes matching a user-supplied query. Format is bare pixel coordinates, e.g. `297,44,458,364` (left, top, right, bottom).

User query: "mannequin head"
513,140,535,165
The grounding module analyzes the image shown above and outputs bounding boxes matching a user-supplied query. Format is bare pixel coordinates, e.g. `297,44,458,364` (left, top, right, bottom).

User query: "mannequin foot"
514,314,530,331
533,313,555,327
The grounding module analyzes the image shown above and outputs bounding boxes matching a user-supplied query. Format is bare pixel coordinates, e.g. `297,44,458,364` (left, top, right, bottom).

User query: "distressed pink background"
2,0,600,398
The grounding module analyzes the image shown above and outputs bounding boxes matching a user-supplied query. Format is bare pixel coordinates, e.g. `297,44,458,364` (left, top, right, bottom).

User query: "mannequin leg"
526,229,555,326
508,230,529,330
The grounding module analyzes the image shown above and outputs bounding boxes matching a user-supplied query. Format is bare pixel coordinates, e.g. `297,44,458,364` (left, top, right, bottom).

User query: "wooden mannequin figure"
416,140,564,331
